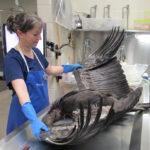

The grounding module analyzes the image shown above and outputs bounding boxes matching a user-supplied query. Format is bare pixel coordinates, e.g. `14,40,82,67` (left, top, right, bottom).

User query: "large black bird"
40,27,149,145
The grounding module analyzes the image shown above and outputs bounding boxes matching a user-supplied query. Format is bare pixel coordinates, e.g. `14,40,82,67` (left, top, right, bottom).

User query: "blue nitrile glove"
22,102,50,141
62,64,84,73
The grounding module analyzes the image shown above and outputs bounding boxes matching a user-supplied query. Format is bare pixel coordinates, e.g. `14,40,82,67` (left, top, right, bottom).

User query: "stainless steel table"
0,106,150,150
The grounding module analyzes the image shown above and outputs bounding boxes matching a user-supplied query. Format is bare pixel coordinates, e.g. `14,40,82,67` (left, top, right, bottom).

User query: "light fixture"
15,0,19,6
135,34,150,44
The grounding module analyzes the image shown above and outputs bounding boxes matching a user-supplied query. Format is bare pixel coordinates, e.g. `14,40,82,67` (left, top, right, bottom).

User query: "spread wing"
74,27,129,98
82,27,124,69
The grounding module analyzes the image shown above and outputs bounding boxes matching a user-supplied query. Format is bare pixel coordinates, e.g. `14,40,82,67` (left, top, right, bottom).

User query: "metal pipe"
0,7,24,14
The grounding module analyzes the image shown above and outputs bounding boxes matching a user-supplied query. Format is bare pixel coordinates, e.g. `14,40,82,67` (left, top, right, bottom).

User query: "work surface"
0,105,150,150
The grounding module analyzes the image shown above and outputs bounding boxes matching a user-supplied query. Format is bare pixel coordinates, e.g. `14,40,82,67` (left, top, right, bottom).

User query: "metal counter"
0,90,150,150
0,107,150,150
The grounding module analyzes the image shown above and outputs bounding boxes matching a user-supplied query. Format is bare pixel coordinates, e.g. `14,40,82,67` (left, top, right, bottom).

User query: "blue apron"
7,49,49,135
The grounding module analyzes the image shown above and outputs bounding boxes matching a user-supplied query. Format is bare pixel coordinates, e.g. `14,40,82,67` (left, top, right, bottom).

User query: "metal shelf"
55,21,150,33
125,29,150,33
72,28,150,33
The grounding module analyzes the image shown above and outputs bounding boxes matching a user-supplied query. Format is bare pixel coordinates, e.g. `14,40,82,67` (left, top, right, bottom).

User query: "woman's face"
19,24,43,48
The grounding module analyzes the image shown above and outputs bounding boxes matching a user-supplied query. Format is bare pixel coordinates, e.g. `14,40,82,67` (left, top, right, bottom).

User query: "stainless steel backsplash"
72,30,150,75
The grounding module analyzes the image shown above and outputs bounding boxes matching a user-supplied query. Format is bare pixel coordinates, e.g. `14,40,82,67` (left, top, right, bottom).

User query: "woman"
4,12,84,140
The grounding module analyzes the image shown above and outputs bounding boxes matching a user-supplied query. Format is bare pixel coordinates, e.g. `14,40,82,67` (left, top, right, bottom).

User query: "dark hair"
6,12,43,33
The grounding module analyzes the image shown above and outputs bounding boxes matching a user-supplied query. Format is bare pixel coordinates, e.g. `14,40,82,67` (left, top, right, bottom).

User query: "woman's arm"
46,64,64,76
11,79,30,106
11,78,50,140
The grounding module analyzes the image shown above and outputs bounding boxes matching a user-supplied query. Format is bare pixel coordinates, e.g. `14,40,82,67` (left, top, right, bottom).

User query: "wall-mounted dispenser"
103,5,111,18
122,5,130,29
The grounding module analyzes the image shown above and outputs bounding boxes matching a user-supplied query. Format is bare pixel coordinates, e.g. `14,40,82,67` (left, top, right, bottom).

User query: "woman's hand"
62,64,84,73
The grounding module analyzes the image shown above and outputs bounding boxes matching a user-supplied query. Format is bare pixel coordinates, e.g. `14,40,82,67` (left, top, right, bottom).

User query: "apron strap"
18,46,30,72
17,45,45,72
32,50,45,71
